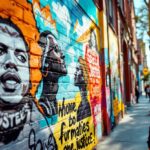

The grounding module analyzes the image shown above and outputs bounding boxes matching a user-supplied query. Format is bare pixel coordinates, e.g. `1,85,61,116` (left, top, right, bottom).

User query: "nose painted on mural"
0,48,22,92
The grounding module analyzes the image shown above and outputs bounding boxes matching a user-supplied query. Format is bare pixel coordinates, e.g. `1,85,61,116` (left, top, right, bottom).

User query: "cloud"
52,2,71,36
74,16,91,37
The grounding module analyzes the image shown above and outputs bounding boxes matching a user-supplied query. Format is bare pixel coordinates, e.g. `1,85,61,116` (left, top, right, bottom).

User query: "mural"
74,57,91,121
36,31,67,119
84,29,102,139
109,29,124,125
0,17,57,149
0,18,30,144
0,0,102,150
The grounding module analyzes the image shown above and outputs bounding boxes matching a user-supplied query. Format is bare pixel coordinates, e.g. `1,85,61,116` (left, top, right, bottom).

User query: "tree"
142,71,150,82
135,0,150,39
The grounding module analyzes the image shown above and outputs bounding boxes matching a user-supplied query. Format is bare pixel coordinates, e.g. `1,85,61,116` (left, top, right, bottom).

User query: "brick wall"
0,0,103,149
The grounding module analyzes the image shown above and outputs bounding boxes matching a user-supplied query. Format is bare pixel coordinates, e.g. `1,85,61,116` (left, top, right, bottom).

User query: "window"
107,0,117,28
108,0,114,25
118,0,124,12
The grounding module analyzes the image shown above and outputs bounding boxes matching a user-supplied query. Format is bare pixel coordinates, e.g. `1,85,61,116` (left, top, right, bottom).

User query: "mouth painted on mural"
1,71,21,92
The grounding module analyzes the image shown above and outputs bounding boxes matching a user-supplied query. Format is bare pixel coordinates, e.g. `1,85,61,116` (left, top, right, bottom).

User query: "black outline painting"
0,18,31,144
0,19,58,150
74,57,91,121
37,31,67,117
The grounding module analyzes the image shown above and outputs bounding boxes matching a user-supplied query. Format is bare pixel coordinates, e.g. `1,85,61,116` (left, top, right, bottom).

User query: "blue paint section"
97,124,102,139
28,0,100,128
117,79,122,102
38,115,58,128
34,12,58,37
28,0,32,3
39,0,49,8
36,80,43,100
104,48,109,66
77,0,98,25
29,0,98,100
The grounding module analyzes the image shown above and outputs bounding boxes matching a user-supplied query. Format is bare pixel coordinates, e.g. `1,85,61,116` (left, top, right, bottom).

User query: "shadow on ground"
96,96,150,150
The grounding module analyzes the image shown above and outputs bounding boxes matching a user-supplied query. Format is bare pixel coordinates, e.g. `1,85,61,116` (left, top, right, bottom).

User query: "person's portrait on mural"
0,18,31,144
0,18,58,150
74,57,91,121
88,29,98,51
0,19,29,104
85,28,102,138
36,31,67,117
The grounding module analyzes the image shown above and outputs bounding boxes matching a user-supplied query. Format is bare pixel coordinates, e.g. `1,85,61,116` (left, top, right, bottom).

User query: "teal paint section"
29,0,96,100
28,0,99,106
36,80,43,100
39,0,49,7
28,0,32,3
38,115,58,128
77,0,98,25
104,48,109,66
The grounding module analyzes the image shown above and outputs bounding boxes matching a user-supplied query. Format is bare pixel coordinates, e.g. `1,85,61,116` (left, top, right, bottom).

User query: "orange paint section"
41,6,56,28
0,0,42,97
32,0,56,29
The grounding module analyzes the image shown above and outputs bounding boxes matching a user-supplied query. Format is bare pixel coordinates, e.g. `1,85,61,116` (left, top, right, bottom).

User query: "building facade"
0,0,138,149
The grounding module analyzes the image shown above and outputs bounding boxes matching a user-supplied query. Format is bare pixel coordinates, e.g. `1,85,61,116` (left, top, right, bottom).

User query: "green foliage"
142,71,150,81
135,0,150,38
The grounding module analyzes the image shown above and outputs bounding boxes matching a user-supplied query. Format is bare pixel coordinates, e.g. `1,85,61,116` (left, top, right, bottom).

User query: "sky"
133,0,150,69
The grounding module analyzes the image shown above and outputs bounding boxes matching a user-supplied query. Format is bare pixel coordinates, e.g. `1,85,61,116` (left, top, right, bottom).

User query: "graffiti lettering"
64,143,74,150
90,67,100,78
59,121,89,144
86,51,99,66
0,104,30,130
76,133,93,149
58,100,76,117
69,115,76,127
28,128,57,150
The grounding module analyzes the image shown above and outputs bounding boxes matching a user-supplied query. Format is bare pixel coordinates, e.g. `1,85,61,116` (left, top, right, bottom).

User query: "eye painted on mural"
0,43,7,56
15,49,27,63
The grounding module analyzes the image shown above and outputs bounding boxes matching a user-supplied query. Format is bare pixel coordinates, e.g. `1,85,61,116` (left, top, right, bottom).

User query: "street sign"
143,67,149,76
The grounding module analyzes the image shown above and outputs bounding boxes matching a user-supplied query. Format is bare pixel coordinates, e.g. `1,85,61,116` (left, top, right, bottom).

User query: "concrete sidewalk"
96,96,150,150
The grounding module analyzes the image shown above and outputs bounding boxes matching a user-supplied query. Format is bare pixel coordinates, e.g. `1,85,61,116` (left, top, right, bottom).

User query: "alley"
96,96,150,150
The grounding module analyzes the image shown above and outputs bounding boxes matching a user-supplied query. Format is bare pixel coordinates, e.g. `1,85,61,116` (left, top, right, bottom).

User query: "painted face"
40,34,67,76
74,65,85,86
90,31,96,49
0,23,29,105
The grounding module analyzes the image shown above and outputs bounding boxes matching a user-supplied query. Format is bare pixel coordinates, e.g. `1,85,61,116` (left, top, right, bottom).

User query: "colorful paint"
0,0,102,149
108,28,124,123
